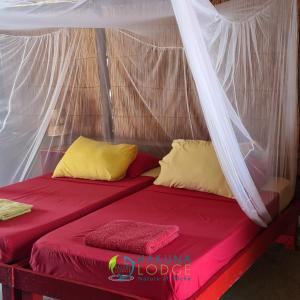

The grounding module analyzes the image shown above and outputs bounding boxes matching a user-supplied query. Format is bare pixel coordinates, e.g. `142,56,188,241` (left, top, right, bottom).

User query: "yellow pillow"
53,136,137,181
154,139,233,198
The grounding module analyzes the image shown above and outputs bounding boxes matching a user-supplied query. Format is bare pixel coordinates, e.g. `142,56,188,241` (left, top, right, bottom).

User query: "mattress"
30,185,279,300
262,177,293,212
0,174,153,263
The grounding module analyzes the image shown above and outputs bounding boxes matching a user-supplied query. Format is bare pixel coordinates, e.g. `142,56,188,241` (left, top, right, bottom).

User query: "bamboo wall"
106,26,208,145
45,0,299,153
48,1,227,144
48,29,103,139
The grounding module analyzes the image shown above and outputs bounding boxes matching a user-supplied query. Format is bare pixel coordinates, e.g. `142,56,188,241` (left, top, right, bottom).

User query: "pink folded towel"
85,220,179,255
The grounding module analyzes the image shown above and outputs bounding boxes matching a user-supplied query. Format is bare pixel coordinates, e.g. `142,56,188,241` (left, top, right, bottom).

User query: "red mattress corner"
0,174,153,263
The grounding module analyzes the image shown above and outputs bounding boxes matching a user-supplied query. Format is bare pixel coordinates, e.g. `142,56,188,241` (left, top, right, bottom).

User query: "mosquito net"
0,0,297,227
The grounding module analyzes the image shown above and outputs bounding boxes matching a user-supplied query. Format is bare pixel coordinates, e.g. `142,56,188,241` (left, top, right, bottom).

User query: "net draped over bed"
0,0,297,226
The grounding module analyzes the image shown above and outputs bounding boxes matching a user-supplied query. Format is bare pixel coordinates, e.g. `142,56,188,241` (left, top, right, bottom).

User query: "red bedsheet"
30,185,278,300
0,175,153,263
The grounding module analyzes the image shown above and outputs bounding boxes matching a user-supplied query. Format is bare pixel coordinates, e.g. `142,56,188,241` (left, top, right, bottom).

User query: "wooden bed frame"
1,196,299,300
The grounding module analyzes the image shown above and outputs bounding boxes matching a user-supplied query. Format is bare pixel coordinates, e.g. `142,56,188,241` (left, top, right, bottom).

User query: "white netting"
0,0,298,226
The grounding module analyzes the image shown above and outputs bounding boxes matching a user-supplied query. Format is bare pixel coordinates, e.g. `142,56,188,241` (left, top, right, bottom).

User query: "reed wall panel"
47,29,104,139
47,0,299,150
106,24,209,145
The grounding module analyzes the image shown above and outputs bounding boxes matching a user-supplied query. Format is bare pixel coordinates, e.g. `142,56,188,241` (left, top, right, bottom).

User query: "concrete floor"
222,244,300,300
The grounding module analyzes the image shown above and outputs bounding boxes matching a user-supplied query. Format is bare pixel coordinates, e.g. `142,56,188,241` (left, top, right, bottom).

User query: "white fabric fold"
0,0,173,30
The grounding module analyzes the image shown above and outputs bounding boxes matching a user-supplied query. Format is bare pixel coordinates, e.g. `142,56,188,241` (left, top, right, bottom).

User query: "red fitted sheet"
0,174,153,263
30,185,278,300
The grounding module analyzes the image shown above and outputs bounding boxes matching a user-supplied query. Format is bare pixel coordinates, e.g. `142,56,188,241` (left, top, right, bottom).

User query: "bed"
0,174,153,264
26,184,287,300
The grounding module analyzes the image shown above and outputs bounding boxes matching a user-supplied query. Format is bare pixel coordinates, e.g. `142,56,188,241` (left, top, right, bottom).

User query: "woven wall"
106,26,208,145
45,0,298,150
106,0,298,150
48,29,103,139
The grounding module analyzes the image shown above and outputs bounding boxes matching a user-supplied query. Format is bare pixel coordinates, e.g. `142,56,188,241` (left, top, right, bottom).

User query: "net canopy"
0,0,297,226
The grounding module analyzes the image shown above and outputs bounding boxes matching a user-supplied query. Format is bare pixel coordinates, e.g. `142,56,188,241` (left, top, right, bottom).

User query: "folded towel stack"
0,199,33,221
85,220,179,255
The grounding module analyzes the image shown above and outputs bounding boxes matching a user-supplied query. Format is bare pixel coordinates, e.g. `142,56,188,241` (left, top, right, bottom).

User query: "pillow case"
154,139,233,198
141,167,161,178
53,136,137,181
126,152,160,178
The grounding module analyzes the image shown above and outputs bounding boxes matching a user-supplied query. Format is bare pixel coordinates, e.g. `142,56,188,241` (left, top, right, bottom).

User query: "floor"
1,244,299,300
221,244,300,300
